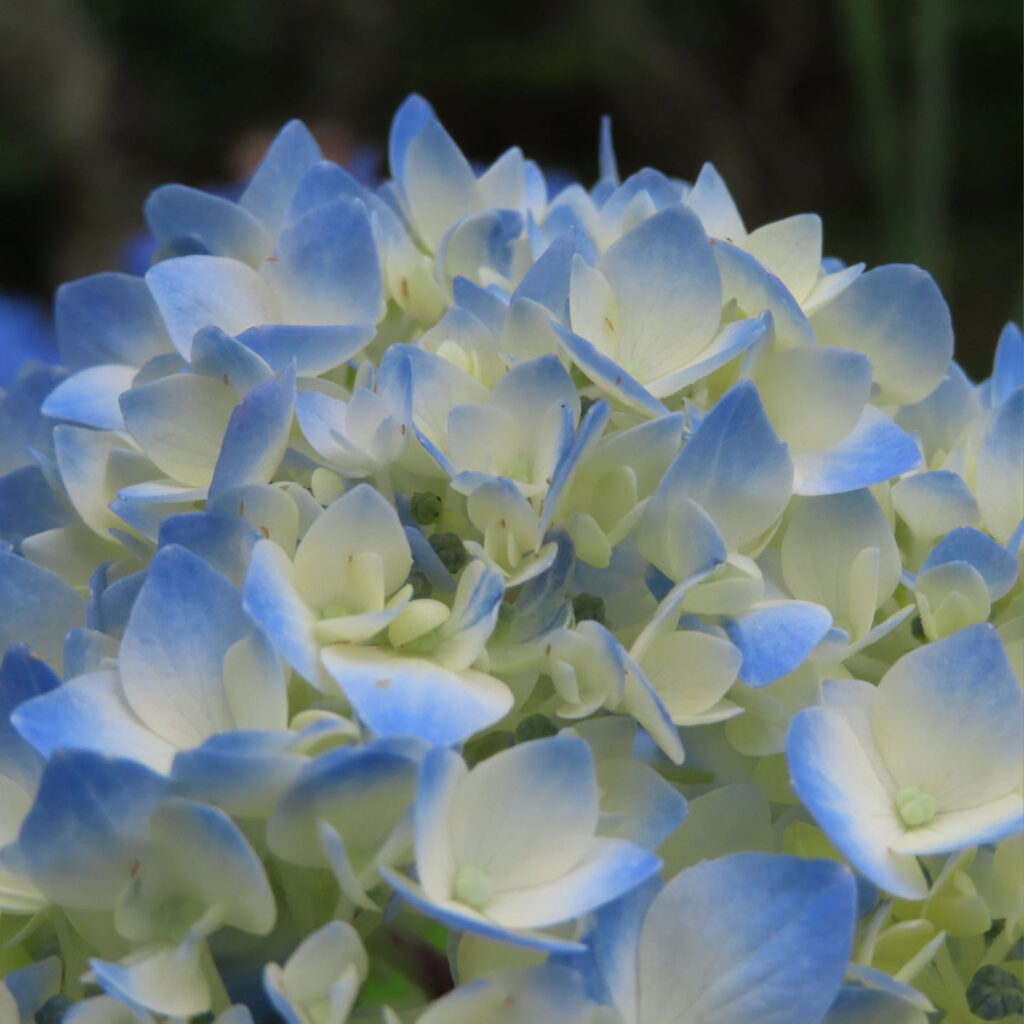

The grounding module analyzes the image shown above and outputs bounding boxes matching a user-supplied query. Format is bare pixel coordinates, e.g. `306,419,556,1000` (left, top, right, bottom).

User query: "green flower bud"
407,569,432,600
515,714,559,744
464,730,514,767
430,532,470,574
572,592,606,625
411,491,443,525
966,964,1024,1020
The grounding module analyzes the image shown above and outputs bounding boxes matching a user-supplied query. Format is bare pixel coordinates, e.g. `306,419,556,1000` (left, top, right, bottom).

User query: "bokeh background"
0,0,1020,381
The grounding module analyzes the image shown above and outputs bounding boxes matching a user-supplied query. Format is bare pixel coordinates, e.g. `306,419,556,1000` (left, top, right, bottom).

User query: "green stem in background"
838,0,904,257
911,0,953,281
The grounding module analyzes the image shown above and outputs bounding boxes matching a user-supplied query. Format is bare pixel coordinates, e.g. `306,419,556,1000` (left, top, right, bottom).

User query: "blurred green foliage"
0,0,1019,379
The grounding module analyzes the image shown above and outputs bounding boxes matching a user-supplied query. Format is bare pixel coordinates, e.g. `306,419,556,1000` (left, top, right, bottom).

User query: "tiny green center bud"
896,786,937,828
411,491,443,525
454,865,493,908
430,532,470,574
514,713,559,744
572,592,606,625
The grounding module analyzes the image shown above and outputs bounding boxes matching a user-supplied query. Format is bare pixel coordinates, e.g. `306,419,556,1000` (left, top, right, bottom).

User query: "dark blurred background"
0,0,1020,381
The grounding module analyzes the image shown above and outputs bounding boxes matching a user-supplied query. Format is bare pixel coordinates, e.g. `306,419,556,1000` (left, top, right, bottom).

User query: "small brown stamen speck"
603,316,615,332
222,374,229,386
129,859,141,878
615,375,623,385
238,500,246,516
377,677,392,689
400,423,407,436
401,278,410,298
260,526,270,539
545,644,552,656
265,255,279,262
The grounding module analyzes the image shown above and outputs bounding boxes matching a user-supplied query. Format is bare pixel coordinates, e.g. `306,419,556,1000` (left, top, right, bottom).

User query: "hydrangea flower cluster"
1,95,1021,1024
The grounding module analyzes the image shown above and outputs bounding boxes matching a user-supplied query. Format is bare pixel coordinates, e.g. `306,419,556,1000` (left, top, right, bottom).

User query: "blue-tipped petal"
208,363,296,499
239,119,322,236
992,321,1024,406
146,255,277,358
653,381,792,550
320,646,512,747
597,757,688,849
171,730,306,818
287,159,370,223
824,985,929,1024
890,469,979,537
712,239,815,347
792,406,921,496
41,364,137,429
977,387,1024,543
266,740,419,868
921,527,1019,600
242,540,320,685
552,322,666,418
145,184,271,264
381,868,586,954
158,511,262,587
55,273,173,371
897,362,979,463
621,653,685,765
635,853,856,1024
11,668,176,772
512,228,596,323
685,162,746,240
0,551,85,673
0,465,69,552
119,545,254,748
189,325,274,392
2,959,62,1022
16,750,167,908
265,198,383,326
63,627,118,678
0,645,59,788
91,940,210,1019
572,877,659,1018
452,276,509,336
437,209,524,288
388,94,438,193
811,263,954,405
402,120,482,251
239,323,374,376
648,314,769,398
484,838,662,931
598,116,619,185
726,600,832,688
594,207,721,382
435,561,506,672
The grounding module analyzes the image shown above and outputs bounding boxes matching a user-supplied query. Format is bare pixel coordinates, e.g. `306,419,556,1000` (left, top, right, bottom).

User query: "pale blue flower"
788,624,1024,898
382,736,661,952
581,852,856,1024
